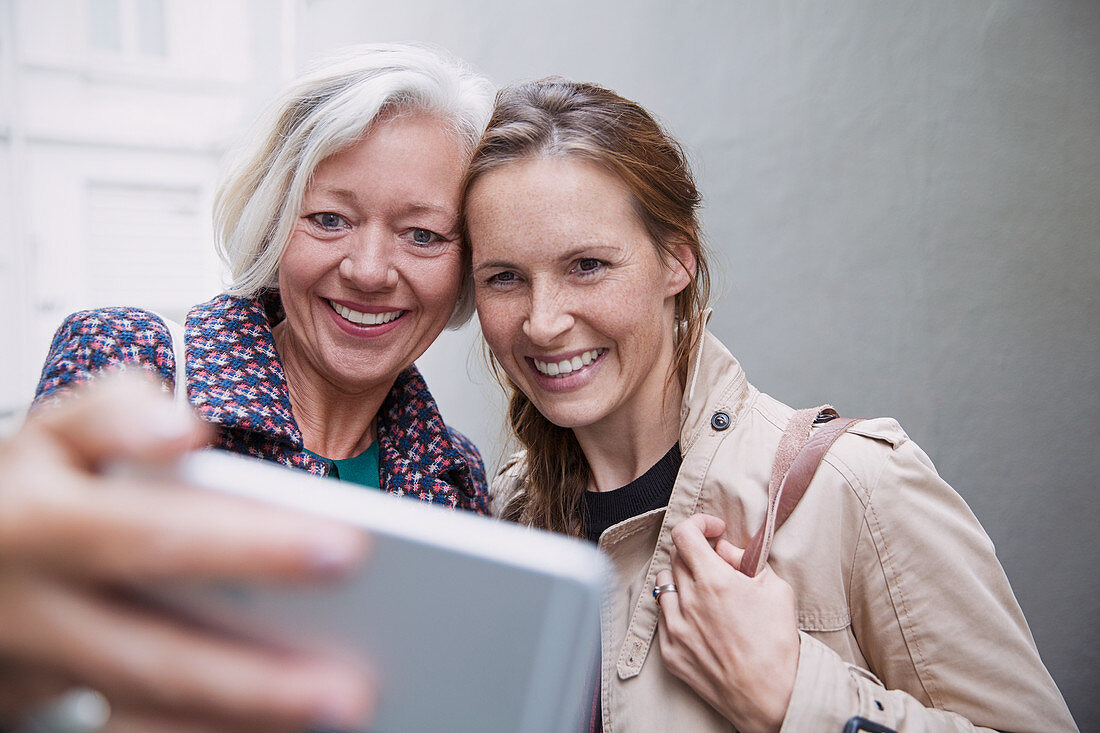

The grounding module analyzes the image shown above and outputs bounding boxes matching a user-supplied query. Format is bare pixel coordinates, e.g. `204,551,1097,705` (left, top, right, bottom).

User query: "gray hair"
213,42,495,326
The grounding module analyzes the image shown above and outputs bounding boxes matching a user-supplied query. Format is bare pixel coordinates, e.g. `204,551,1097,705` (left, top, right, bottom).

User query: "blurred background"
1,0,1096,726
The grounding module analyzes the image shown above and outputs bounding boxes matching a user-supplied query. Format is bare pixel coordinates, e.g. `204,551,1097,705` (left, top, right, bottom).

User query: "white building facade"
0,0,298,430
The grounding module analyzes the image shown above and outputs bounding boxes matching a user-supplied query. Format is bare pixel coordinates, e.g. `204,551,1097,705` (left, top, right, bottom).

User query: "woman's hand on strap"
0,373,374,732
655,513,800,733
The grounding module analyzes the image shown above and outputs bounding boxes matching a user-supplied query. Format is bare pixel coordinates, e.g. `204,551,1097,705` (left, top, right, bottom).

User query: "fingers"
714,538,746,573
0,573,373,731
0,375,374,731
22,372,210,469
681,513,727,538
655,568,676,604
3,377,367,585
18,482,367,584
0,467,368,585
654,567,684,628
668,513,727,578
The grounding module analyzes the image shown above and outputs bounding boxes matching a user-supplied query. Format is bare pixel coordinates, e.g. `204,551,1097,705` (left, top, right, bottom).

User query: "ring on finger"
652,583,678,601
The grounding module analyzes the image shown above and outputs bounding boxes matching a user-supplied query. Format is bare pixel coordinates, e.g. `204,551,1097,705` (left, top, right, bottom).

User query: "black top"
583,443,681,544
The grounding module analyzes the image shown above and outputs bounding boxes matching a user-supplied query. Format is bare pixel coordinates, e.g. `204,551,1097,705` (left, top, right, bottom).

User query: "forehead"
466,156,649,257
308,112,467,202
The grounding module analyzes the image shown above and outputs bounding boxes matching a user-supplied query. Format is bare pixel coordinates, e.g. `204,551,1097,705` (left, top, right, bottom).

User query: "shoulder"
743,393,990,559
824,417,939,510
35,307,176,405
748,392,917,502
761,405,992,563
751,391,906,446
186,293,271,347
188,292,265,325
53,306,173,343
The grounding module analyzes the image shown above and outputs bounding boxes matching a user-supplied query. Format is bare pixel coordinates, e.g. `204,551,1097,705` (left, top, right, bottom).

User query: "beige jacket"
491,331,1076,732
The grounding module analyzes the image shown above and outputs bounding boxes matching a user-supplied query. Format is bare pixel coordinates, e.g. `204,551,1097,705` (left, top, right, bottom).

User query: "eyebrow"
473,259,516,273
308,188,457,221
558,244,617,262
406,202,456,217
311,187,360,206
472,244,620,272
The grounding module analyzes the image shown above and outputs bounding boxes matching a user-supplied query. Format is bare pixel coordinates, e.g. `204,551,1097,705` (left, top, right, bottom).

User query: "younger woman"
465,78,1077,732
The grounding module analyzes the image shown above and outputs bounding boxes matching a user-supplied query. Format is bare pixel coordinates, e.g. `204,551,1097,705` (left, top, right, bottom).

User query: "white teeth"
330,300,403,326
533,349,605,377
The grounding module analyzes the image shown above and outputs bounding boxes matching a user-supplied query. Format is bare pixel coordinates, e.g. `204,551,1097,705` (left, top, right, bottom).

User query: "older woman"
465,79,1078,732
36,43,492,504
0,43,493,731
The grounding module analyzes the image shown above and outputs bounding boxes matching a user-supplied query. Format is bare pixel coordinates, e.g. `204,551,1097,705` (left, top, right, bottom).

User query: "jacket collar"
376,365,475,494
679,328,755,451
613,327,758,681
186,293,300,445
184,294,470,486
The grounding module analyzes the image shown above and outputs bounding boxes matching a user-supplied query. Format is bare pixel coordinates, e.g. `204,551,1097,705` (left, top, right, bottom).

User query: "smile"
532,349,606,377
329,300,404,326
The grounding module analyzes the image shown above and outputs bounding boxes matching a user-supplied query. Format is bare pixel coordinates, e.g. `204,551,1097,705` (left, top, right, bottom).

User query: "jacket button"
711,411,731,431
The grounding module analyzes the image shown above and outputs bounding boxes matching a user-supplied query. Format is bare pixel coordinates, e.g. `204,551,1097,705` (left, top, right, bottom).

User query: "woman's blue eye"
411,228,440,245
310,212,348,230
489,271,518,285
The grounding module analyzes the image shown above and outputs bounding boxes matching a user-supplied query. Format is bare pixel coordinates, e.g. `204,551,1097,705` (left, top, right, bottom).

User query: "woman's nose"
523,282,573,345
338,229,399,291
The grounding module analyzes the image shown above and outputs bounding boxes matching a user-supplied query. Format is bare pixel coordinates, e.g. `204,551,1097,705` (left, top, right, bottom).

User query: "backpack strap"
740,406,863,578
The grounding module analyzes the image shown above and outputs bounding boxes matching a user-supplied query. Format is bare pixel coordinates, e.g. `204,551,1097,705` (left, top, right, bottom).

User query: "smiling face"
276,112,466,396
468,156,692,439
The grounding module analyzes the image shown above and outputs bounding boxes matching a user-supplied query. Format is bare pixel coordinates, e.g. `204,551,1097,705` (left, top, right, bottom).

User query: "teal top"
305,442,381,489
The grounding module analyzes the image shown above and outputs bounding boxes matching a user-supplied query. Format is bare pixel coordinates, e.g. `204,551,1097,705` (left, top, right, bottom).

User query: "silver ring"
16,687,110,733
652,583,678,601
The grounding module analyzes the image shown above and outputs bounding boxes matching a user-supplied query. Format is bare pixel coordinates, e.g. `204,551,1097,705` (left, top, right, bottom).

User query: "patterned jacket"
35,293,489,513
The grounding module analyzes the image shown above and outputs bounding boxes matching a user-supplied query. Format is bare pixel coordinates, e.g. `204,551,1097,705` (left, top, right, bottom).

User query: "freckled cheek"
578,284,635,329
593,283,665,346
476,299,521,365
479,308,507,344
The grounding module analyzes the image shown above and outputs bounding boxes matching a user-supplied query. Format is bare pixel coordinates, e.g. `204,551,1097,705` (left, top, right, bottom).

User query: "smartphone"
153,449,609,733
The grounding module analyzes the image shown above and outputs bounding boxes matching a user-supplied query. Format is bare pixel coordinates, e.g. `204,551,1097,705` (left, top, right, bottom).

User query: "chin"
528,400,601,431
330,364,398,392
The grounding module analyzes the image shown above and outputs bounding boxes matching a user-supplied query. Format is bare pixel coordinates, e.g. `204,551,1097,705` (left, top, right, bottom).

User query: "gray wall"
314,1,1100,726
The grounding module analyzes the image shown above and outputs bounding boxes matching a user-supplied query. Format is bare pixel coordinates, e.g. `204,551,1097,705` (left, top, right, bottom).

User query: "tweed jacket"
491,330,1076,732
36,293,488,513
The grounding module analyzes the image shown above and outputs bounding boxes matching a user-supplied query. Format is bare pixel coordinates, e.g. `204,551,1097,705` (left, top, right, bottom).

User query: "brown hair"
465,78,712,536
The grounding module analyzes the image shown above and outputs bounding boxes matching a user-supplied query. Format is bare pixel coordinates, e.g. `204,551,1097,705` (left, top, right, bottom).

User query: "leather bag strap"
741,408,863,578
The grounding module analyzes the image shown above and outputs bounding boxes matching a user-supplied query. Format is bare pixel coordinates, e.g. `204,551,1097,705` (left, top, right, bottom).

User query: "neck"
273,322,390,460
574,370,683,493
